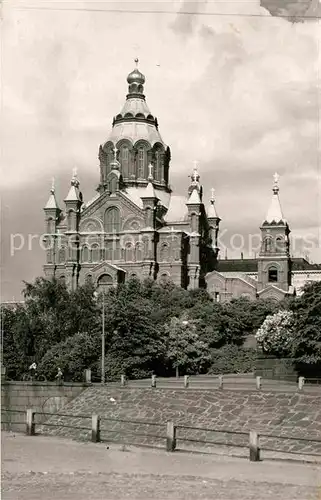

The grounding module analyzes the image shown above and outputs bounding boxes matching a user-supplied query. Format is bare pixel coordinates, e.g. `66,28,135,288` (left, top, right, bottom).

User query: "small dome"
127,68,145,85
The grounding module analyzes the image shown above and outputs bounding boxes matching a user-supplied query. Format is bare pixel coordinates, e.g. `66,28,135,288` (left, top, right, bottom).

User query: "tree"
164,316,211,376
37,331,100,381
2,305,32,379
100,282,166,379
290,281,321,370
255,310,294,356
2,278,100,378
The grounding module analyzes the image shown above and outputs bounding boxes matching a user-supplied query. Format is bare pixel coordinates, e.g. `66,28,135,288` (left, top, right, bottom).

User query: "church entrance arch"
97,273,114,292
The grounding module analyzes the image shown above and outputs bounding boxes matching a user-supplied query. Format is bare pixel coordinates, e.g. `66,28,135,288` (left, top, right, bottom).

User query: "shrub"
255,310,294,356
208,345,257,374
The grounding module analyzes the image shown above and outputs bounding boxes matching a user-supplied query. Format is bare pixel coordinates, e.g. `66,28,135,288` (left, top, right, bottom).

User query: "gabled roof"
257,284,287,297
164,195,188,223
140,181,157,199
205,269,257,289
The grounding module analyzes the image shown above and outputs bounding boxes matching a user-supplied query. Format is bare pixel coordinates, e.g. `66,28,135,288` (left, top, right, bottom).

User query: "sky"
1,0,321,300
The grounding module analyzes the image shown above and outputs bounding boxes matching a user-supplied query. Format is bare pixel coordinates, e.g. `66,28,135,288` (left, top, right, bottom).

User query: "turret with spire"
64,168,82,232
264,172,286,224
207,188,221,258
257,173,292,295
43,178,62,275
107,146,122,194
186,163,204,289
44,178,61,234
63,169,83,290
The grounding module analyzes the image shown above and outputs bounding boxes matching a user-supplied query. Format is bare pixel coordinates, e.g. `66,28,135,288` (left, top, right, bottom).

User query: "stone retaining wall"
1,381,86,432
39,386,321,456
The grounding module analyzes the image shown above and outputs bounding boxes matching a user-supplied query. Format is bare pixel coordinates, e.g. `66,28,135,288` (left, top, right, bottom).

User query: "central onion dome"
104,59,166,147
127,67,145,85
98,59,171,195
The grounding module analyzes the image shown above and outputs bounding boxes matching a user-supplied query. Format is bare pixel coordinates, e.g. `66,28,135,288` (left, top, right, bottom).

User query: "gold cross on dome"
51,177,55,193
273,172,279,185
192,160,199,171
210,187,215,201
134,58,139,67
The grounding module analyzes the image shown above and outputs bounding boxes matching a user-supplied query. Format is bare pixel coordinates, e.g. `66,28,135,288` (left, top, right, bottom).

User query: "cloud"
170,0,207,36
261,0,321,22
2,1,320,299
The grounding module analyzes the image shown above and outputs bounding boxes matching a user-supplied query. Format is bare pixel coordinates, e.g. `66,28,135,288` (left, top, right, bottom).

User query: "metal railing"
2,407,321,462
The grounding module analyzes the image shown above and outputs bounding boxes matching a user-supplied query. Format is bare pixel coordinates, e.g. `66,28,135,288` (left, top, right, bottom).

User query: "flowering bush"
255,310,294,356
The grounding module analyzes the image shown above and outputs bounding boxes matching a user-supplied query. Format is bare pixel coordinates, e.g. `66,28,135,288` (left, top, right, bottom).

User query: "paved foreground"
2,432,321,499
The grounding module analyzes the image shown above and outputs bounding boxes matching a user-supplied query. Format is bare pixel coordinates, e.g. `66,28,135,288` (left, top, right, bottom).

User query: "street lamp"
175,319,189,379
94,289,106,384
101,291,105,384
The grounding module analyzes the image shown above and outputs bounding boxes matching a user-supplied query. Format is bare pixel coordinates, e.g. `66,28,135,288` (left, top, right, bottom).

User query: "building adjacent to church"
43,63,321,300
43,64,220,292
206,174,321,301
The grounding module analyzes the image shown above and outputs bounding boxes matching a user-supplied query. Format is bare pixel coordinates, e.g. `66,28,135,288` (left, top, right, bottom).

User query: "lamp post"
93,290,106,385
176,319,189,379
101,292,105,385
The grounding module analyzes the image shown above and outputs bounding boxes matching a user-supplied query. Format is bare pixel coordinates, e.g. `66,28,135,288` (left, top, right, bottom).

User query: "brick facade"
43,64,219,291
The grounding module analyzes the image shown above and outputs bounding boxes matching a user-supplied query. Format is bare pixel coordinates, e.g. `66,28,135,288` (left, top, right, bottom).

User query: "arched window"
160,273,170,283
104,207,121,233
91,244,100,263
58,247,65,264
160,243,169,262
81,246,90,262
173,245,181,261
106,148,114,174
59,275,65,284
275,236,283,252
136,242,144,262
125,243,134,262
137,147,146,178
98,274,113,285
121,146,129,178
67,210,74,232
191,213,198,233
264,237,273,253
268,267,278,283
97,273,113,292
106,243,113,261
47,218,54,234
155,150,162,182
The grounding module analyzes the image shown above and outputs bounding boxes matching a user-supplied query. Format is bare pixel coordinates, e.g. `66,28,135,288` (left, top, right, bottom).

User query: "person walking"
29,362,37,381
55,367,63,384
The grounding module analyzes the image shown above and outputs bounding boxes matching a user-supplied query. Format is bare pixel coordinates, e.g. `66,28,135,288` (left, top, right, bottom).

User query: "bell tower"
257,173,292,294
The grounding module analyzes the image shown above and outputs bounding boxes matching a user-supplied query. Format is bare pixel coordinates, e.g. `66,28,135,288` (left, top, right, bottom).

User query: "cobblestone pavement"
2,433,321,500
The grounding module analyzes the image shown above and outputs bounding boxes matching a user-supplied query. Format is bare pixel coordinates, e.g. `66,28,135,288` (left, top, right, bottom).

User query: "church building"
43,62,219,292
43,62,321,300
